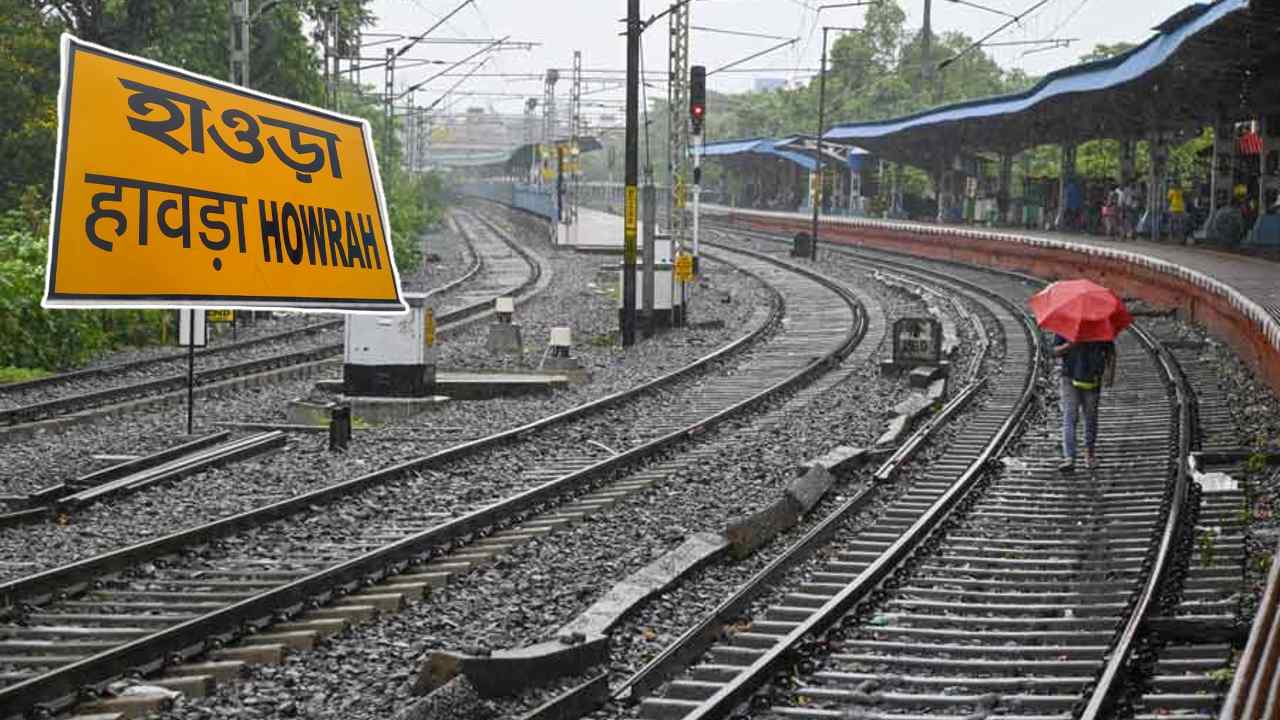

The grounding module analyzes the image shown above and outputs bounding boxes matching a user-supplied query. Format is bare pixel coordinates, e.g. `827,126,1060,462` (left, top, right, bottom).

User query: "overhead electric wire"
945,0,1019,20
691,25,794,41
938,0,1051,70
707,37,800,76
394,0,475,60
399,35,509,100
424,57,492,110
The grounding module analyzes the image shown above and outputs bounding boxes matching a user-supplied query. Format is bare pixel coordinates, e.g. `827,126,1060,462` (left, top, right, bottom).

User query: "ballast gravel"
155,256,948,720
0,210,769,583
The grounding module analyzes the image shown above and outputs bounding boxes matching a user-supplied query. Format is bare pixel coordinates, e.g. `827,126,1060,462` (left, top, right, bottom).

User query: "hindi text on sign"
44,35,404,313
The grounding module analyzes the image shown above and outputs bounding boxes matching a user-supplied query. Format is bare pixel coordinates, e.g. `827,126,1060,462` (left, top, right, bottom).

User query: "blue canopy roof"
824,0,1262,156
701,137,775,157
827,0,1248,143
701,137,819,171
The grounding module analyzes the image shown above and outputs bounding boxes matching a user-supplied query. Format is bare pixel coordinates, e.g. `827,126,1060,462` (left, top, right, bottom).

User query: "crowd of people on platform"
1055,176,1263,245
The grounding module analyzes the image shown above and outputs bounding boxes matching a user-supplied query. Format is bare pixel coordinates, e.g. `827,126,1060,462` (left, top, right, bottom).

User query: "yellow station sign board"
44,36,406,314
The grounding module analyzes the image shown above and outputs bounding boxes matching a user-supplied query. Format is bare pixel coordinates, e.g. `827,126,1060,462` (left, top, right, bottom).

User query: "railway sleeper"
834,639,1109,659
857,625,1112,646
828,652,1101,674
765,709,1067,720
789,686,1082,712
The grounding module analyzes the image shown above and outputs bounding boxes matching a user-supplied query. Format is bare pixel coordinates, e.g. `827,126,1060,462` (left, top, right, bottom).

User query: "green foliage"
0,0,61,208
0,0,446,370
336,83,448,276
1080,42,1138,64
0,366,50,383
0,208,172,370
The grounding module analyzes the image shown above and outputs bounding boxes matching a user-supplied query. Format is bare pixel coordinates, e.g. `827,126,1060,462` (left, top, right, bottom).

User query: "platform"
705,204,1280,394
560,207,646,253
1009,229,1280,324
710,204,1280,325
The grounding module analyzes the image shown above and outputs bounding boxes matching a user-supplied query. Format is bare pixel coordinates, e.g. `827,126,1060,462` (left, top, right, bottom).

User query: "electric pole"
570,51,583,228
690,65,705,273
384,47,395,156
667,1,691,249
229,0,250,87
922,0,933,94
541,69,559,187
325,4,340,111
623,0,640,347
812,28,830,262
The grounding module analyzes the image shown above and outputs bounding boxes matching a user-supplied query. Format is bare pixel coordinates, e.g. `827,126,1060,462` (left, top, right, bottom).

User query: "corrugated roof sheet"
825,0,1249,143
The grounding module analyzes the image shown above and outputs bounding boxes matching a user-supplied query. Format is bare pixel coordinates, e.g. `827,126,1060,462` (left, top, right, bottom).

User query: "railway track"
609,227,1193,720
0,209,510,431
0,227,868,718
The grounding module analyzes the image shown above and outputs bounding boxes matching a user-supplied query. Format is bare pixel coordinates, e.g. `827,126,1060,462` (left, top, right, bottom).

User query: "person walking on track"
1028,279,1132,473
1054,336,1115,471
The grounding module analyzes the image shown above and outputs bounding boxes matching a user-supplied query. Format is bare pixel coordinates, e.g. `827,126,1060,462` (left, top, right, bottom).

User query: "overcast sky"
367,0,1192,122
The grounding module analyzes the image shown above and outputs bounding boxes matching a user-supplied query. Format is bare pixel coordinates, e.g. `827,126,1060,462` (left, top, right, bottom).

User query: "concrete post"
1120,139,1137,187
1056,142,1077,230
1148,133,1169,241
998,153,1013,224
642,179,656,338
893,162,904,216
935,155,947,223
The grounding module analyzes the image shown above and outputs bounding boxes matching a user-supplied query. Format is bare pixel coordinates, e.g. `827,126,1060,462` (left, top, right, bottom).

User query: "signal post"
690,65,706,275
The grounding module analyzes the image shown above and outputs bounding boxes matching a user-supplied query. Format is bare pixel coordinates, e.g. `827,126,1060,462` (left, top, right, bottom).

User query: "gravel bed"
1132,312,1280,626
151,259,947,720
0,222,771,581
435,214,765,376
0,221,472,413
0,316,342,412
588,268,1012,719
0,330,347,412
400,221,475,294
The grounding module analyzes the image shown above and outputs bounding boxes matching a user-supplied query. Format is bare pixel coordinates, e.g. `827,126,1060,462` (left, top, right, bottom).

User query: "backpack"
1071,342,1113,390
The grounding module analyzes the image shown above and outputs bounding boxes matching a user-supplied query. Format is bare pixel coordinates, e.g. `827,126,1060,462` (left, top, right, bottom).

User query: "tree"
0,0,61,206
1080,42,1137,64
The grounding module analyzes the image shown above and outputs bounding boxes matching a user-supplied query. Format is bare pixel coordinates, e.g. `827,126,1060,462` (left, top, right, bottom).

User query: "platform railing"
1220,538,1280,720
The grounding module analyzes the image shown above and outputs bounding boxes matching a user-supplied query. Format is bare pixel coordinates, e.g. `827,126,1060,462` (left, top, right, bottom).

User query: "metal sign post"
178,309,207,435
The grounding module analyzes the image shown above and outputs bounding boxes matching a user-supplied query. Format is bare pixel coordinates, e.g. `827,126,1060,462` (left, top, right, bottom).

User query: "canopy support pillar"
1148,133,1170,241
998,153,1013,224
1055,142,1077,231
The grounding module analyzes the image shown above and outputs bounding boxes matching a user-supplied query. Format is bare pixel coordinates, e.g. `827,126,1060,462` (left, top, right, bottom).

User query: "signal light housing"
690,65,707,135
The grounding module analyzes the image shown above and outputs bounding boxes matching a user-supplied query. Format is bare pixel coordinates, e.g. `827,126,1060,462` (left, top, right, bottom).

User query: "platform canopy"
701,136,871,172
443,136,603,174
823,0,1280,164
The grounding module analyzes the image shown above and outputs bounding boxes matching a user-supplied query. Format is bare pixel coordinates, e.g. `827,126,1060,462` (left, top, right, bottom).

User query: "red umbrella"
1029,279,1133,342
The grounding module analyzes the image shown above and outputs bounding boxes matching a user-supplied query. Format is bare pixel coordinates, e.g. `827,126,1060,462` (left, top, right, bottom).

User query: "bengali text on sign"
44,35,406,313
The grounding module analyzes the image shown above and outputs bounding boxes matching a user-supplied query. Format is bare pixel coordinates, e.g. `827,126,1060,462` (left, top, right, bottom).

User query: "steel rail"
1221,535,1280,720
0,220,490,427
667,242,1044,720
709,219,1201,720
612,244,998,703
1079,321,1195,719
0,234,863,717
0,321,341,396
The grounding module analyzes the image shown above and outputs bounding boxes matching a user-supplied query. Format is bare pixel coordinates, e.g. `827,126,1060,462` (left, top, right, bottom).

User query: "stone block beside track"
412,533,726,698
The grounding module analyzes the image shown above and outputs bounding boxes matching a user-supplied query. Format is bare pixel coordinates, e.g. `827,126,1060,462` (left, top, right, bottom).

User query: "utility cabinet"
343,292,436,397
